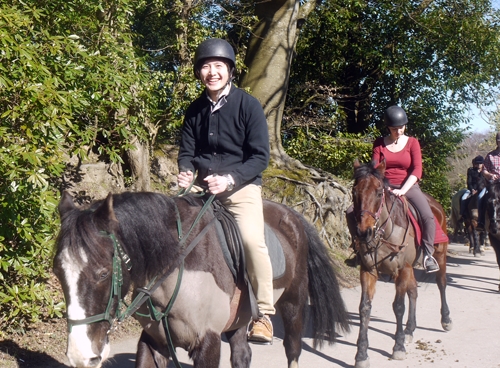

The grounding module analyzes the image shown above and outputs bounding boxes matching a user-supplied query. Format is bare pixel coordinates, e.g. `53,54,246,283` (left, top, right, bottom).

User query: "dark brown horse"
350,160,452,368
484,181,500,291
450,175,487,257
53,191,350,368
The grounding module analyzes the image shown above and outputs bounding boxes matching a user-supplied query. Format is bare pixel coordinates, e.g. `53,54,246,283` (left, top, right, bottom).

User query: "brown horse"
53,191,350,368
350,160,452,368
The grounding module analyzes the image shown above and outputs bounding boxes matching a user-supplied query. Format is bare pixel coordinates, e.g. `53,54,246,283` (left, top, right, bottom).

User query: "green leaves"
0,0,157,333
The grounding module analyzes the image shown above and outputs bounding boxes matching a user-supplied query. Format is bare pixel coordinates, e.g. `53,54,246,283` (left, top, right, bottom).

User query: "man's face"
199,57,230,96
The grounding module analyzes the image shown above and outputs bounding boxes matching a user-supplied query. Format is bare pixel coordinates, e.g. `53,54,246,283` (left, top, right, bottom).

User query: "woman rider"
346,106,439,273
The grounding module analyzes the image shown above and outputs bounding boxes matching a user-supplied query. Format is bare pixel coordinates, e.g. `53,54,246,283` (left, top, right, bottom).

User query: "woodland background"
1,0,500,338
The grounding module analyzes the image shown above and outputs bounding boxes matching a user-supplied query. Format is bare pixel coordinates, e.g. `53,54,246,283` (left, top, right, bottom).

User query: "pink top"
372,136,423,186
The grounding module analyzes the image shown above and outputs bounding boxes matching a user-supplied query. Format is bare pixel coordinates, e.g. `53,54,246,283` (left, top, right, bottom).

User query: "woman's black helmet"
193,38,236,79
384,106,408,127
473,155,484,164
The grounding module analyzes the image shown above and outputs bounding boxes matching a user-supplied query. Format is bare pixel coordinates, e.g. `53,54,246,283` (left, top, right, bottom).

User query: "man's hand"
204,174,228,195
177,171,194,188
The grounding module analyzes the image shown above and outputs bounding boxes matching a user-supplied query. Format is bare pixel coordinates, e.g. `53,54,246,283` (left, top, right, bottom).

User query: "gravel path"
105,242,500,368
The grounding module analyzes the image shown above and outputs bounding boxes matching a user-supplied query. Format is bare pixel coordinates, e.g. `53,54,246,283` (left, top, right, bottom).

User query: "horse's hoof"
354,358,370,368
392,350,406,360
442,320,453,331
405,334,413,343
474,252,482,258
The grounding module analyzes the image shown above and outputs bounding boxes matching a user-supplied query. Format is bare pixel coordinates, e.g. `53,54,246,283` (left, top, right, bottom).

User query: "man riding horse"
478,132,500,230
177,38,274,343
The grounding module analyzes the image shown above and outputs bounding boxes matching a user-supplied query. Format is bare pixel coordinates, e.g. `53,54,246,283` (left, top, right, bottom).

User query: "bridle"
65,194,217,368
354,178,410,259
357,188,385,223
66,232,131,332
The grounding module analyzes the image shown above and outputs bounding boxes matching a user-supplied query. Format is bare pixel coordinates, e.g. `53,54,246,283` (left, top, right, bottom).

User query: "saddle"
210,200,286,281
399,197,449,245
209,200,286,319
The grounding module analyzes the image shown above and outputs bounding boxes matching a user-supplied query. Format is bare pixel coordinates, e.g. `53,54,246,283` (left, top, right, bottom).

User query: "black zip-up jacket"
467,167,484,192
178,84,270,191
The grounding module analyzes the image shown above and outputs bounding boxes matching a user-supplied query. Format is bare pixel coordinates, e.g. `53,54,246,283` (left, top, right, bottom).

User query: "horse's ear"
354,159,361,170
93,193,119,232
375,159,386,175
58,191,76,216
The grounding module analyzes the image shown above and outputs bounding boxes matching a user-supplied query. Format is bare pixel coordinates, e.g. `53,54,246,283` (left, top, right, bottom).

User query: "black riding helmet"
473,155,484,164
384,106,408,127
193,38,236,79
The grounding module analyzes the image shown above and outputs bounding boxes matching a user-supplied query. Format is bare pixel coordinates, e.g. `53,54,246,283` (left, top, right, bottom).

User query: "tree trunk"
240,0,317,167
126,135,151,191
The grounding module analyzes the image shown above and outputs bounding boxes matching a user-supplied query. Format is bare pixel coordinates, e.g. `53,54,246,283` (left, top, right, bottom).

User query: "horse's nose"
357,228,373,241
88,356,102,367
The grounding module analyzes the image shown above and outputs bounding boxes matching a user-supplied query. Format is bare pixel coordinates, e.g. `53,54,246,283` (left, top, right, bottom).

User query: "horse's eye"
98,270,110,281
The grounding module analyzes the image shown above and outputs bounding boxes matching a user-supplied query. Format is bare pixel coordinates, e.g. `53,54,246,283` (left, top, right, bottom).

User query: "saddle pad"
265,223,286,279
215,220,286,280
407,211,449,245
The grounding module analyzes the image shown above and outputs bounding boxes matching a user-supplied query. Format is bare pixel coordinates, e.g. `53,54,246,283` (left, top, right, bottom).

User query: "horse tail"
301,216,351,348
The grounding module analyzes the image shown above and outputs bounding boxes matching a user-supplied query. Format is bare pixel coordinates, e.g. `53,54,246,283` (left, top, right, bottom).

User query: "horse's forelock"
56,207,112,267
353,162,387,186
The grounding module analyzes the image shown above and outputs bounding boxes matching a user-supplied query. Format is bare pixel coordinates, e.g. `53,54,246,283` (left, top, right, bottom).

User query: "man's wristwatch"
223,174,235,191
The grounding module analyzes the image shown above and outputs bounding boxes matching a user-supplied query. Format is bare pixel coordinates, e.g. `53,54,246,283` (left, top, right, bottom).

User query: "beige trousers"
219,184,275,316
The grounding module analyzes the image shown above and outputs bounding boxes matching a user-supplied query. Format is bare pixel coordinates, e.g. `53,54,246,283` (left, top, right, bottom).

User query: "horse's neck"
380,192,410,232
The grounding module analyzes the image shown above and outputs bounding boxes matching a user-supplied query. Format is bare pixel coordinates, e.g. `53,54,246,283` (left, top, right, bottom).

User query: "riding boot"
345,249,360,267
423,246,439,273
477,208,485,231
459,199,466,222
477,189,486,230
345,205,360,267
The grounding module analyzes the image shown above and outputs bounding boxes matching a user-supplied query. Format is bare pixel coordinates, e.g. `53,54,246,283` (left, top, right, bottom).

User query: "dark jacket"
177,84,270,191
467,167,484,192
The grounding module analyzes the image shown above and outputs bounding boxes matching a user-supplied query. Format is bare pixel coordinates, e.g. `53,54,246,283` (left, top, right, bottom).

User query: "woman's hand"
391,188,406,197
177,171,194,188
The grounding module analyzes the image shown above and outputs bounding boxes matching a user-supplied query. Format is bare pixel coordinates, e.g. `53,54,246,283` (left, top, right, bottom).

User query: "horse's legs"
136,330,170,368
225,326,252,368
278,297,307,368
392,264,415,360
403,265,418,343
434,243,453,330
355,268,377,368
487,234,500,291
471,226,482,257
190,330,222,368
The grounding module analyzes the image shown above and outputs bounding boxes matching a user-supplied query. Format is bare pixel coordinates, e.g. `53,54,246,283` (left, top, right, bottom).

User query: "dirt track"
104,242,500,368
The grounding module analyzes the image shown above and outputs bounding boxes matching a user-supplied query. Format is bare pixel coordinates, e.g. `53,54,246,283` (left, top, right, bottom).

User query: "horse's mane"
353,161,390,188
488,180,500,199
56,192,205,279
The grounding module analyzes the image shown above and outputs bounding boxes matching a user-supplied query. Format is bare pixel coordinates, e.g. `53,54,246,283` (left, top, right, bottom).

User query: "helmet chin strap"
215,80,231,101
213,66,233,101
